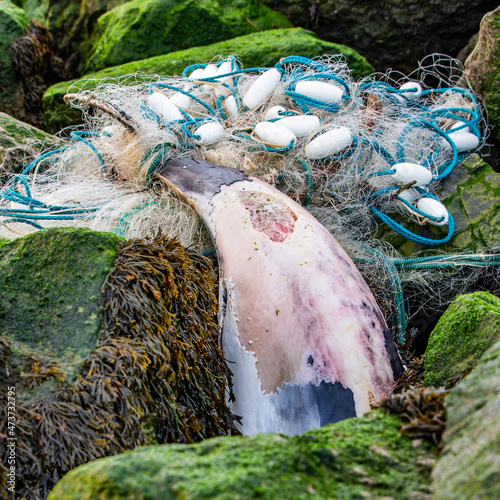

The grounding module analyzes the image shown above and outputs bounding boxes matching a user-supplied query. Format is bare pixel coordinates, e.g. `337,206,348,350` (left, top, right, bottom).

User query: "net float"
417,197,449,226
254,121,296,148
305,127,352,159
147,92,183,123
295,80,343,103
392,162,433,186
243,68,282,110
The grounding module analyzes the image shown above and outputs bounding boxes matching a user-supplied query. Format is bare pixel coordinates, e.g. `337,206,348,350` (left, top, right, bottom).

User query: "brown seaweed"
376,386,448,445
0,234,233,499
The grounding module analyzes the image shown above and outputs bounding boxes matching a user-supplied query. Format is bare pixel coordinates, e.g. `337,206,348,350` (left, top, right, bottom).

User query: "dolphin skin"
156,156,403,435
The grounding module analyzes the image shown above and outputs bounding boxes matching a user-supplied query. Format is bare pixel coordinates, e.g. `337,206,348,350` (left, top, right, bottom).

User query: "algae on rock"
431,339,500,499
48,410,437,500
85,0,292,72
424,291,500,387
0,112,61,183
42,27,374,133
0,232,232,500
0,227,122,366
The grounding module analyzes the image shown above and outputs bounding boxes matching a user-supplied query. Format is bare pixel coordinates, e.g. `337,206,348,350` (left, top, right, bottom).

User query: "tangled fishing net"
0,52,499,343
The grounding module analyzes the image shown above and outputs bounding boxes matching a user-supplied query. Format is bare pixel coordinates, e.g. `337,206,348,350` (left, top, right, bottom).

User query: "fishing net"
0,53,498,344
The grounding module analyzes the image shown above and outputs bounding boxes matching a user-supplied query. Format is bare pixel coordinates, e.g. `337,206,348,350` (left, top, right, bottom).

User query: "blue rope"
70,131,106,172
369,205,455,245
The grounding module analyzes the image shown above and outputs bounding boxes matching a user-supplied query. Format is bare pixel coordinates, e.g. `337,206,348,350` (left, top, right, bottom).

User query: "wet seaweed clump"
8,20,70,127
0,234,233,500
393,355,425,393
376,386,448,445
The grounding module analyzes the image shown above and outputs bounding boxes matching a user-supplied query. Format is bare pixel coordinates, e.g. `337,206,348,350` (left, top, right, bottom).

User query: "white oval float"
295,80,343,104
399,82,422,101
254,121,296,148
278,114,320,138
305,127,352,159
417,197,449,226
195,122,225,146
147,92,183,122
188,67,205,80
265,105,286,121
243,68,282,110
450,121,470,133
223,95,239,117
447,131,480,152
216,60,234,83
170,91,191,110
392,162,432,186
397,188,420,202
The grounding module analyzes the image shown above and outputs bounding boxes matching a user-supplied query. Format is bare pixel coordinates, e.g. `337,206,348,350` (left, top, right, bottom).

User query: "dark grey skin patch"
156,156,249,198
274,381,356,427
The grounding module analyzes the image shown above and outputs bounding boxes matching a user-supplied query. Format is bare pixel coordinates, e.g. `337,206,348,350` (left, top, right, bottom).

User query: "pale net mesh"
1,53,497,340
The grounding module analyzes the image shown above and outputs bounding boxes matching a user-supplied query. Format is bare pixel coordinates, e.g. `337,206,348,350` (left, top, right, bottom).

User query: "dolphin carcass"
156,156,404,435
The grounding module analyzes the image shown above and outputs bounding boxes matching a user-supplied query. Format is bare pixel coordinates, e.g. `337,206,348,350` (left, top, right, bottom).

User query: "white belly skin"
209,178,396,435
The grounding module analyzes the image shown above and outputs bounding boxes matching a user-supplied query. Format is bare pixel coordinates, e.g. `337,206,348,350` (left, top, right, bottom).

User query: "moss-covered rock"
0,112,61,183
48,410,437,499
11,0,132,69
0,0,30,118
0,227,122,368
465,6,500,142
378,154,500,255
43,27,374,132
0,234,232,500
424,291,500,387
431,339,500,499
85,0,292,73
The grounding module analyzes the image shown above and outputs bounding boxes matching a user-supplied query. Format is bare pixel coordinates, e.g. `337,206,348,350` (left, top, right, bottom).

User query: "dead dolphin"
156,156,403,435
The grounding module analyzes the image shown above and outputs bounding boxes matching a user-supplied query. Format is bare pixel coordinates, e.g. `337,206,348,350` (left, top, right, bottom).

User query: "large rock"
378,155,500,256
0,0,30,119
261,0,498,73
12,1,132,73
85,0,292,73
0,232,231,499
0,227,122,368
424,291,500,387
465,7,500,142
42,27,374,133
0,112,61,183
48,410,437,499
431,339,500,499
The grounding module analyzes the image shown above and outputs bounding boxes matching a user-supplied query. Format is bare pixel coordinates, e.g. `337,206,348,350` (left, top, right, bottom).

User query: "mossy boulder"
48,410,437,499
11,0,132,70
378,154,500,256
0,0,30,118
424,291,500,387
85,0,292,73
431,339,500,499
43,27,374,133
465,6,500,142
0,227,123,381
0,112,61,183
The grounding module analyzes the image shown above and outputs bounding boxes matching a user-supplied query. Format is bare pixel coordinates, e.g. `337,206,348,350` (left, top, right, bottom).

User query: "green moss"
49,410,436,499
432,340,500,499
0,111,58,145
43,27,374,132
424,291,500,387
85,0,292,72
0,227,123,360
